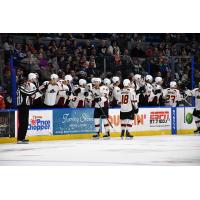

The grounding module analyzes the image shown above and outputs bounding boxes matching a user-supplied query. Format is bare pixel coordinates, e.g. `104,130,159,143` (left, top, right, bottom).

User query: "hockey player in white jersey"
69,79,89,108
163,81,182,107
43,74,60,107
64,74,73,92
111,76,121,107
152,76,163,91
134,74,144,92
145,75,153,84
151,85,165,106
185,82,200,134
26,73,37,92
56,79,70,107
91,78,110,139
144,83,155,106
103,78,112,102
26,73,42,107
118,79,138,139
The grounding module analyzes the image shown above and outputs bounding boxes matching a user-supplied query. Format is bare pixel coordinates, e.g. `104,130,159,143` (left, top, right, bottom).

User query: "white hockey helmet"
94,78,101,83
103,78,111,86
123,79,131,87
50,74,59,81
155,77,163,84
112,76,120,84
100,85,109,96
28,73,37,81
65,74,73,82
145,75,153,83
134,74,141,81
91,78,96,84
170,81,177,89
79,79,87,86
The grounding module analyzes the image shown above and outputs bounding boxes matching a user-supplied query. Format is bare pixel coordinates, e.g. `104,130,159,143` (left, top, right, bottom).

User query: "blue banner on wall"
53,108,95,135
171,107,177,135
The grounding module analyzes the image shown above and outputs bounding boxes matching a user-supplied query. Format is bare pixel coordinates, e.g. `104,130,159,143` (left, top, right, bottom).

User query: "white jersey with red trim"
91,87,109,108
192,88,200,110
69,87,87,108
119,88,138,112
112,86,121,104
163,88,181,107
43,81,60,106
56,81,69,105
152,82,163,92
186,88,200,110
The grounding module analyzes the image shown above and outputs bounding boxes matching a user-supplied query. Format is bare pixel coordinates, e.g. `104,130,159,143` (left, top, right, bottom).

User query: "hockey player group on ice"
21,72,200,139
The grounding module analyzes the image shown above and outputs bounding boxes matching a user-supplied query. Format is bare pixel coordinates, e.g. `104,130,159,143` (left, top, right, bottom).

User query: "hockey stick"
184,104,186,123
8,109,11,138
182,97,192,106
182,96,192,124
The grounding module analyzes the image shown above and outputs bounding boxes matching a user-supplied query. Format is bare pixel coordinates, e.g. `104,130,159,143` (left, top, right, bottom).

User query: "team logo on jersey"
28,115,50,131
185,112,193,124
49,89,56,93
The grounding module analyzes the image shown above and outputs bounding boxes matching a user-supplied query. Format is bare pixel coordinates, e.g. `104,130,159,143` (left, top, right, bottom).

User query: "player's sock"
94,118,100,133
121,130,125,138
121,120,126,138
126,120,133,138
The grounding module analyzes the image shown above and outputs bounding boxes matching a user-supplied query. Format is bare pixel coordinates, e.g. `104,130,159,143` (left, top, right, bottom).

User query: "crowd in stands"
0,33,200,109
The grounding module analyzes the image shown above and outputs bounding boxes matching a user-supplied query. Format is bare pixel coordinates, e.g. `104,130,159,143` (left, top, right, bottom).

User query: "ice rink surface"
0,135,200,166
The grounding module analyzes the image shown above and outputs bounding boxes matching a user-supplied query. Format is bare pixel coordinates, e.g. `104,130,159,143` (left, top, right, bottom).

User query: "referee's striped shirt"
17,85,37,106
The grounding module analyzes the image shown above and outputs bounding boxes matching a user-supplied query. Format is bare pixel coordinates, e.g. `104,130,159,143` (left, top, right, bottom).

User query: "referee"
17,73,38,144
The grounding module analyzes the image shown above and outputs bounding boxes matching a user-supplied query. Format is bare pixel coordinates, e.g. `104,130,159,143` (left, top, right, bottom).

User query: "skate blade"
125,137,134,140
17,141,29,144
103,137,110,140
92,137,100,140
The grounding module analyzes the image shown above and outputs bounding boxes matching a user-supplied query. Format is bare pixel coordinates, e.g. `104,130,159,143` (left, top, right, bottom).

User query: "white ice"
0,135,200,166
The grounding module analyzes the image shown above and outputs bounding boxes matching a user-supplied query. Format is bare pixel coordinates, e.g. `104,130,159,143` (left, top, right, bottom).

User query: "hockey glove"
74,88,81,96
134,108,139,114
94,97,101,103
66,91,72,96
154,89,161,95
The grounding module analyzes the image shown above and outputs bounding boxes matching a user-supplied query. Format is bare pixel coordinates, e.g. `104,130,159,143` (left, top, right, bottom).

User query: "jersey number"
167,95,176,103
122,95,129,104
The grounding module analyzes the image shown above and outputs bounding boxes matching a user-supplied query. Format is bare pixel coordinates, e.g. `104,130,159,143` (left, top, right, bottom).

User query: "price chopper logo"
150,111,170,124
185,112,193,124
28,115,50,131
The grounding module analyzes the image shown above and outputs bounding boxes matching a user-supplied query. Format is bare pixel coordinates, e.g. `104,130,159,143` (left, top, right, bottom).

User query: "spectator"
0,94,6,109
20,51,40,72
38,53,48,68
0,87,6,109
